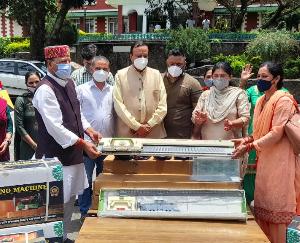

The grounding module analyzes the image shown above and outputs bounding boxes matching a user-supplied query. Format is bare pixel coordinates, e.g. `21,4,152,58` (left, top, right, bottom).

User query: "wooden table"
76,217,269,243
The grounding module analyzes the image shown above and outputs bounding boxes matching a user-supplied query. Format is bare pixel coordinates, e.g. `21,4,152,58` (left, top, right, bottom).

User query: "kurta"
113,65,167,138
14,92,38,160
192,89,250,140
163,73,201,138
253,96,299,223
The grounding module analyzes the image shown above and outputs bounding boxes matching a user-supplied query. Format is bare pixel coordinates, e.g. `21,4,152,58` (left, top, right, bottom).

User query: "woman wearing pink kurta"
233,62,300,243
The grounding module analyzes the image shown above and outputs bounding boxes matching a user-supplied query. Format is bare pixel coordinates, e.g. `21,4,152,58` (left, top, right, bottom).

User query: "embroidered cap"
44,45,70,59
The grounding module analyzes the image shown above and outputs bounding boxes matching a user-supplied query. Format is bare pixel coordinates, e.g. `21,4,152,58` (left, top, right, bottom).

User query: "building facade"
0,10,26,37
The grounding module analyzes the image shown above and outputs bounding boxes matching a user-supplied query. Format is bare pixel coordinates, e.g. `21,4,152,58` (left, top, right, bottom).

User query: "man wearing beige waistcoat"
113,41,167,138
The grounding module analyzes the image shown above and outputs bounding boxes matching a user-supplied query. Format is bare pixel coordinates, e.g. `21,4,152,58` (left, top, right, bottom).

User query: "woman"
14,71,40,160
202,67,213,91
0,95,13,162
232,62,300,243
192,62,250,140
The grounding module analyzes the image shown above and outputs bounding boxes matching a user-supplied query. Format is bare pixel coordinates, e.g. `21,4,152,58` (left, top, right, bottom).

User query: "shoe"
64,239,74,243
80,213,87,225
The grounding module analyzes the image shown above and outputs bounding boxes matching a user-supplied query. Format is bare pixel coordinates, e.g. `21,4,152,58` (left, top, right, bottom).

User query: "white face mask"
168,65,183,78
133,57,148,71
27,87,36,93
93,70,109,83
213,79,230,91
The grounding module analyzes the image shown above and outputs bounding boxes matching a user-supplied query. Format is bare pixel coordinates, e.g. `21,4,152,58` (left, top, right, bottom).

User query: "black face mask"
257,79,273,92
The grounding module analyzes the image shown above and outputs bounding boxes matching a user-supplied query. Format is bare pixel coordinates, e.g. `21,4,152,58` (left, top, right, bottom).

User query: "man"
202,17,210,30
113,41,167,138
163,49,202,139
76,55,114,217
186,16,195,28
71,44,114,86
32,45,100,243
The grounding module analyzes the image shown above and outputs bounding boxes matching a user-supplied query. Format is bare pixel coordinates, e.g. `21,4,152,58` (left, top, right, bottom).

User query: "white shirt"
32,72,90,149
76,80,114,140
186,19,195,28
202,19,210,29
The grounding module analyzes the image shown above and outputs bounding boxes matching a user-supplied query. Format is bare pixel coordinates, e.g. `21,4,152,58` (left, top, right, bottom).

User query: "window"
0,61,15,74
108,17,118,34
85,18,95,33
17,62,37,76
72,19,80,30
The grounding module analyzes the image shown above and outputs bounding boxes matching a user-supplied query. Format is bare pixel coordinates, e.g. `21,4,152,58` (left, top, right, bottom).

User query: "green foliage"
246,31,299,63
2,39,30,57
56,20,78,45
212,54,248,77
284,57,300,79
0,37,11,57
166,27,210,63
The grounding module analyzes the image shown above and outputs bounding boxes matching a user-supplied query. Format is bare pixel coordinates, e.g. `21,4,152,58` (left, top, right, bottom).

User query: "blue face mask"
257,79,272,92
204,79,213,87
55,64,71,80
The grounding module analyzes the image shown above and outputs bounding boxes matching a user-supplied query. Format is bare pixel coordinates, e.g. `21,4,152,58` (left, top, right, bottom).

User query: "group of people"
0,41,298,243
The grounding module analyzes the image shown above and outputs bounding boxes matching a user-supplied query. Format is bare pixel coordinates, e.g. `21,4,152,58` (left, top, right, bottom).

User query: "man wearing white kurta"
113,41,167,138
32,45,101,242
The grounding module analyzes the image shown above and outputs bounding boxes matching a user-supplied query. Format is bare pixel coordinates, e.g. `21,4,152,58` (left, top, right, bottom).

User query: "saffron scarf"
253,90,292,140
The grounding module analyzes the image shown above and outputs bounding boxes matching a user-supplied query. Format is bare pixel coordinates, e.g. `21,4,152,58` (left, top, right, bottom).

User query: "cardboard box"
0,221,63,243
103,156,192,175
91,174,241,210
0,159,64,229
287,216,300,243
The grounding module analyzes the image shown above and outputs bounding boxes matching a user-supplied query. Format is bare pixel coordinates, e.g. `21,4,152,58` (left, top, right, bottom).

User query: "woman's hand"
241,64,254,82
194,110,208,125
0,140,9,155
232,144,247,159
231,138,246,148
224,119,233,131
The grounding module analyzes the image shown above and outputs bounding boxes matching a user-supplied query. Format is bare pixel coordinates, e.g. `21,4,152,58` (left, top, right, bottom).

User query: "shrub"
166,27,210,64
0,37,11,57
58,20,78,45
3,40,30,57
246,31,299,63
212,54,248,77
284,58,300,79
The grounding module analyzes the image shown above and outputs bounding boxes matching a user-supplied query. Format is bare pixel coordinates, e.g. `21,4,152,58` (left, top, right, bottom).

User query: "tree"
0,0,94,60
215,0,256,32
261,0,300,29
145,0,193,29
47,0,95,45
0,0,56,60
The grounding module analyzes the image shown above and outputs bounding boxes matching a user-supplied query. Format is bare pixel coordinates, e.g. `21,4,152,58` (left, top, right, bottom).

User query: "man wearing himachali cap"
32,45,101,242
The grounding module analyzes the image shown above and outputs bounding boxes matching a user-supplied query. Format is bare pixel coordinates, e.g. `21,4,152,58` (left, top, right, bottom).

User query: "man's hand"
85,127,102,145
231,138,246,148
83,140,101,159
194,110,207,125
0,141,8,155
135,124,152,138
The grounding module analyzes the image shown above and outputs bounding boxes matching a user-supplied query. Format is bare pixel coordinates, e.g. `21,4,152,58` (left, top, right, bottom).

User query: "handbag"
284,98,300,155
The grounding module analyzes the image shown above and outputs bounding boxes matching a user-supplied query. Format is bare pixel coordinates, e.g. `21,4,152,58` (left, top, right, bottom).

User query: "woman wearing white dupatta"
192,62,250,140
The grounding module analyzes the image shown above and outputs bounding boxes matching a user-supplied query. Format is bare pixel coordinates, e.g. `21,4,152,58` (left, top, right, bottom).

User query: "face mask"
168,65,183,78
257,79,272,92
213,79,229,91
27,87,36,93
134,57,148,70
204,79,213,87
55,63,71,80
93,70,109,83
